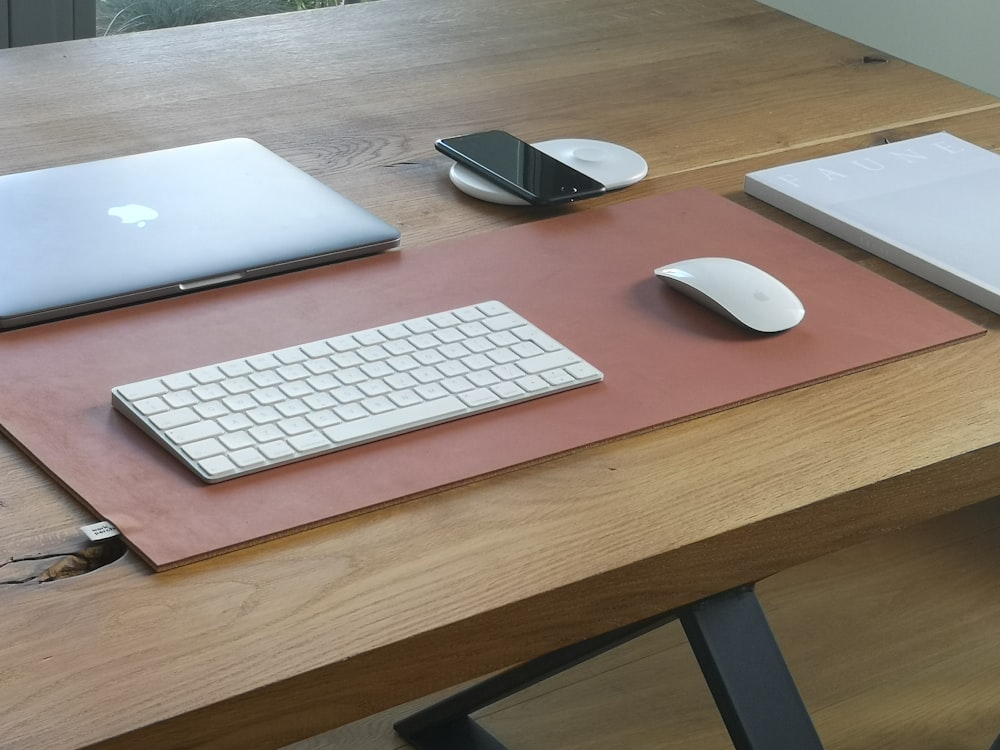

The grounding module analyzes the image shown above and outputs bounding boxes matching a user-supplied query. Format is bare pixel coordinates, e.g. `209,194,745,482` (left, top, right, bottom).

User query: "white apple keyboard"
111,300,603,482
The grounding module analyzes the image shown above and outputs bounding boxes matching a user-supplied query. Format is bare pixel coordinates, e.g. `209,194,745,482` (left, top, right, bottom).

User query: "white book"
744,132,1000,314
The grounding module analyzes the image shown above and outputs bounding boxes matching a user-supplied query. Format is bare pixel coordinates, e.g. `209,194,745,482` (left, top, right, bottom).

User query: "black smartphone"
435,130,606,206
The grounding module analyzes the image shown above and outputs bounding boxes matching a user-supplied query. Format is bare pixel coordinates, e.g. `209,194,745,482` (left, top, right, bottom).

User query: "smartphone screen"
435,130,606,206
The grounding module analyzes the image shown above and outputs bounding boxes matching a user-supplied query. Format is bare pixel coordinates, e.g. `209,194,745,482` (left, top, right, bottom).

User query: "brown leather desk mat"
0,189,984,570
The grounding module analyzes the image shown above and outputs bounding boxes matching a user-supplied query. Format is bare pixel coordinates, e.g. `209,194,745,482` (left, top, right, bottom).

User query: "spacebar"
325,396,469,444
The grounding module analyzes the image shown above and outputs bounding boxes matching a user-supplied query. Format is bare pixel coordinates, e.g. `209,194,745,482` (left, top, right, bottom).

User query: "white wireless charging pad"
448,138,648,206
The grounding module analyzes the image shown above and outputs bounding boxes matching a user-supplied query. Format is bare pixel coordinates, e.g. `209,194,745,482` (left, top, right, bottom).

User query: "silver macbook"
0,138,400,329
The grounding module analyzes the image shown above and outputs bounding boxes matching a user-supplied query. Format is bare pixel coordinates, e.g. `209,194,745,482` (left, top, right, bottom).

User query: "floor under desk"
285,495,1000,750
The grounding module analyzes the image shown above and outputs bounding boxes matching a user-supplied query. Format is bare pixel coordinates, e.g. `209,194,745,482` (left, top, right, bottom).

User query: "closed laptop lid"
0,138,400,328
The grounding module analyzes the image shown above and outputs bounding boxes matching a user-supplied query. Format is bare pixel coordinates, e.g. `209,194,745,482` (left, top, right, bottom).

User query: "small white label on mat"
81,521,121,542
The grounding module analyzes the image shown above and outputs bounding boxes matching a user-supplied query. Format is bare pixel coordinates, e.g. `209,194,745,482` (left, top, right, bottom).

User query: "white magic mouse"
654,257,805,333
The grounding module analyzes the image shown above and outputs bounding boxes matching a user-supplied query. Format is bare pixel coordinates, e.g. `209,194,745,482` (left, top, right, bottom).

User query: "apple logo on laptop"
108,203,159,228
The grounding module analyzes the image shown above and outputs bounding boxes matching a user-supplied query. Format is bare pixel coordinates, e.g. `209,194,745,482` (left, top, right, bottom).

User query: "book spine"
743,176,1000,316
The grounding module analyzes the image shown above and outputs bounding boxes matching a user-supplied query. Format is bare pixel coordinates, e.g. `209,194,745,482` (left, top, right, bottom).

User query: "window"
1,0,369,48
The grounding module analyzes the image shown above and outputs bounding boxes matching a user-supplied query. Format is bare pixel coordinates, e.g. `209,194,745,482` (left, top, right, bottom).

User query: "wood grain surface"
283,495,1000,750
2,0,1000,748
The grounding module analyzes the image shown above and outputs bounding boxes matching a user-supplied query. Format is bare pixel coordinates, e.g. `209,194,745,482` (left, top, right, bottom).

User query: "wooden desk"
2,1,1000,747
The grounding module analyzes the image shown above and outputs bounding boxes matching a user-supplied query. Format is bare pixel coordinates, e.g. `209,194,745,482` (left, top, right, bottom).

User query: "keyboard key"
277,364,310,381
487,331,518,347
464,337,495,354
477,301,508,316
218,414,253,433
409,333,439,349
453,305,485,322
428,311,461,328
220,431,255,451
162,372,198,390
354,329,387,346
413,349,445,365
200,455,237,479
566,361,602,380
248,406,281,424
331,351,364,368
247,353,281,371
325,395,467,444
517,375,549,392
335,367,366,385
358,345,390,362
250,424,284,443
304,358,337,375
149,407,199,431
483,313,522,332
435,361,468,378
491,381,524,399
166,420,224,445
387,355,419,372
387,389,422,407
334,403,368,420
223,394,258,412
194,401,229,419
459,321,490,337
441,376,474,394
486,348,518,365
193,383,227,401
218,360,254,378
249,370,282,388
331,386,364,404
512,341,544,358
541,368,575,386
231,447,267,469
415,383,449,400
308,374,340,392
288,431,331,453
378,323,412,340
433,327,465,344
221,377,256,395
303,392,337,410
253,387,285,405
134,396,169,416
519,350,580,374
327,334,360,352
279,417,313,435
358,379,391,397
189,365,225,384
117,379,167,401
460,388,500,408
384,339,417,356
412,367,444,384
300,341,333,358
260,440,295,461
275,400,310,418
163,390,198,409
462,354,494,371
279,381,313,399
468,370,501,388
402,316,436,334
306,409,340,429
491,364,524,381
183,437,226,461
383,371,419,391
361,361,394,379
273,347,308,365
363,396,395,414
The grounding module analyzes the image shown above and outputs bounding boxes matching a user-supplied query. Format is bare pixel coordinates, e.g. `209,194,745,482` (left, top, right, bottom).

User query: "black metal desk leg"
395,584,823,750
680,584,825,750
393,610,678,750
